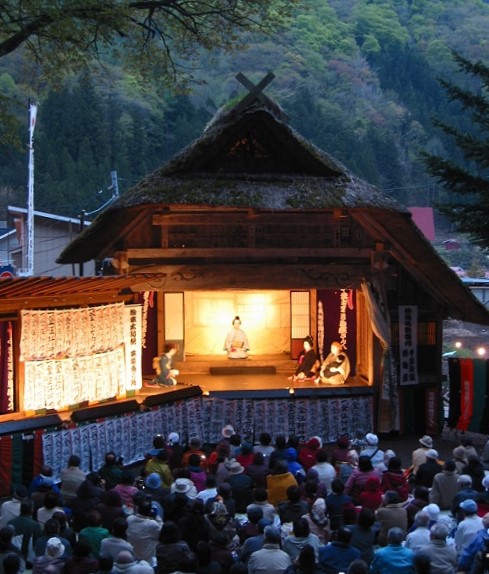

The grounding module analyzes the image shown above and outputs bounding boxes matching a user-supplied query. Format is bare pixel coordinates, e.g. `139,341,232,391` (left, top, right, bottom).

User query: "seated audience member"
429,460,459,511
315,341,350,385
225,461,254,514
311,450,336,495
32,536,67,574
415,522,457,574
349,508,376,566
246,487,276,524
247,525,291,574
286,448,306,485
197,474,219,506
462,454,486,493
8,499,43,561
0,527,26,573
155,520,190,574
145,448,173,489
317,526,361,574
457,511,489,574
325,478,352,532
414,449,442,489
302,497,330,544
237,442,254,469
270,435,292,470
181,437,209,472
451,474,480,522
338,450,359,485
62,539,99,574
278,485,309,525
411,435,434,477
253,433,275,466
205,500,238,549
112,549,153,573
266,460,298,507
99,517,134,562
246,452,270,489
375,491,408,547
283,518,322,562
344,455,380,505
299,438,321,473
358,476,383,511
78,509,110,559
284,543,320,574
70,472,106,532
369,527,414,574
406,486,430,529
33,518,72,558
126,498,163,565
238,506,263,544
404,511,431,553
112,471,139,512
454,498,483,556
0,486,28,529
98,452,124,490
95,490,126,531
380,456,409,502
330,435,352,469
359,434,384,469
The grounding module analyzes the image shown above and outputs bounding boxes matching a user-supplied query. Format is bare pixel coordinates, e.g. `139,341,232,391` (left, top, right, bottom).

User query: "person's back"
248,525,291,574
318,526,361,574
369,527,414,574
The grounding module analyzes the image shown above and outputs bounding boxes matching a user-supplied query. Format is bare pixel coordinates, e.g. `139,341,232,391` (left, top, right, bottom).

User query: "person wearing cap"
414,522,457,574
360,433,385,470
224,316,250,359
166,432,184,471
454,498,484,556
126,498,162,566
291,336,317,382
457,511,489,574
112,549,154,573
225,460,254,513
248,524,292,574
315,341,350,385
169,476,198,505
429,460,459,511
31,536,67,573
144,449,173,489
413,449,443,489
451,475,480,522
411,436,434,477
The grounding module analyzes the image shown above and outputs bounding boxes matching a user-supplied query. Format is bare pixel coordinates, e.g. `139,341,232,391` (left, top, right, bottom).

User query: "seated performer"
315,341,350,385
290,335,317,382
224,316,250,359
150,343,179,386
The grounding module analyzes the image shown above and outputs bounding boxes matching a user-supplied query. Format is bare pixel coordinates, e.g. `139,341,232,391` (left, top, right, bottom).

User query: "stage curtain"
0,436,12,496
361,280,399,432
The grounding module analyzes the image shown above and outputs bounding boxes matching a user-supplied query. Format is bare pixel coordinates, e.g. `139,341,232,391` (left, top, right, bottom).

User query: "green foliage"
422,51,489,249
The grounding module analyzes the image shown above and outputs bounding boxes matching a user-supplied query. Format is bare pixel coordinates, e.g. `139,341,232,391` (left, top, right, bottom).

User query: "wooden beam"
123,247,372,261
122,264,369,290
0,293,135,312
152,212,336,226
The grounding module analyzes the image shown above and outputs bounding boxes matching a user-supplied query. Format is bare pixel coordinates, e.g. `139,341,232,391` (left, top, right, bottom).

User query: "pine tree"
421,51,489,249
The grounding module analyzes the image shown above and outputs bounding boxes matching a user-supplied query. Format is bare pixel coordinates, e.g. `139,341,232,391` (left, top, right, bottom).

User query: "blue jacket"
318,541,361,574
458,527,489,574
369,544,415,574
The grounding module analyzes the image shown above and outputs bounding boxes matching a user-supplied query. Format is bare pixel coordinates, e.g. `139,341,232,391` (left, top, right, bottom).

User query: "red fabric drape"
0,436,13,496
32,429,45,477
457,358,474,431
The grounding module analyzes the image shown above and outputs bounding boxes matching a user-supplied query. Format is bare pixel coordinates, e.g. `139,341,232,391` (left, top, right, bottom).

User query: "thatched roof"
58,103,400,264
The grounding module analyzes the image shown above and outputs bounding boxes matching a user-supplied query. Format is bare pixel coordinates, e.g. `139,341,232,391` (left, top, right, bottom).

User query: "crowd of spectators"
0,428,489,573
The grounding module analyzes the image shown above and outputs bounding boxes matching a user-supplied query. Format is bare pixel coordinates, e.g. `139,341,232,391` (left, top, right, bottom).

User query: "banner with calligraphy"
42,395,373,477
399,305,418,385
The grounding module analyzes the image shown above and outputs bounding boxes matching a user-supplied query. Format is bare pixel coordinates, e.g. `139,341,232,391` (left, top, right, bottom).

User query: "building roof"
56,98,489,325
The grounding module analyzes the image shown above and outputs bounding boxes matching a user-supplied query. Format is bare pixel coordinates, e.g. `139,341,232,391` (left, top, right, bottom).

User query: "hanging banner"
399,305,418,385
124,305,143,390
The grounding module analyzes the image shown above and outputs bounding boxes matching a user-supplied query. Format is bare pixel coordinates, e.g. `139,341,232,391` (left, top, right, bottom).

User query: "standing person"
59,455,86,506
224,316,250,359
291,336,317,382
126,499,162,567
248,525,291,574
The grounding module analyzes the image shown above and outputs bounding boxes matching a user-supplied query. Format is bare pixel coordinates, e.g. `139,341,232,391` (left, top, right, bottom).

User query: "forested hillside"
1,0,489,218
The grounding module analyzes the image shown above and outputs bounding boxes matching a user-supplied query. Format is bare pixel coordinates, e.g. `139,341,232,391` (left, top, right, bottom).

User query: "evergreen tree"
421,51,489,249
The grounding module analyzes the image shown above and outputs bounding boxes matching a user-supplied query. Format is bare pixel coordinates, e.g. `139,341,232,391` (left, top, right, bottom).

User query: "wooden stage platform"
140,354,372,400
